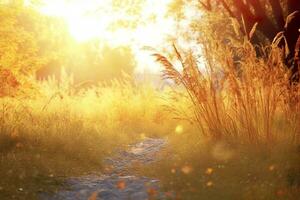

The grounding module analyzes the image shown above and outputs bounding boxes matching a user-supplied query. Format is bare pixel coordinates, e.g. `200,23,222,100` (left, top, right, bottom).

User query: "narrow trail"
41,138,170,200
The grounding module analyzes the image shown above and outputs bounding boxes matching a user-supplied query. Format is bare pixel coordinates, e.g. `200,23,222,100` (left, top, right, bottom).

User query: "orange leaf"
116,180,126,190
88,191,98,200
147,188,157,196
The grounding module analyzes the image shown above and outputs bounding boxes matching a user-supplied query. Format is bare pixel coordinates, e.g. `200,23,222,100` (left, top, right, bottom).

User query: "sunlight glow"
39,0,175,73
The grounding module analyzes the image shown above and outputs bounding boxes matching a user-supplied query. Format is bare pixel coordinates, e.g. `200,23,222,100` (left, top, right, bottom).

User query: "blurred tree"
198,0,300,42
0,0,71,76
37,40,136,84
68,41,136,83
0,0,136,84
198,0,300,82
169,0,300,81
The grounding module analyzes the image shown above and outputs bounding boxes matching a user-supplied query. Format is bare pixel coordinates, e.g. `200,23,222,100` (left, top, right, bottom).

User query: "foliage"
0,0,71,75
0,0,137,85
0,69,19,97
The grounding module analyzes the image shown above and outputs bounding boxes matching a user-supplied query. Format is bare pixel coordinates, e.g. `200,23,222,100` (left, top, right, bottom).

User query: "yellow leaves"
0,4,64,74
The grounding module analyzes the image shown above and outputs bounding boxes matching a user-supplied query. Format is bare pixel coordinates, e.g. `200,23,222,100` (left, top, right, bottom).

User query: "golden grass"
132,14,300,199
1,11,300,200
154,19,300,145
0,77,176,200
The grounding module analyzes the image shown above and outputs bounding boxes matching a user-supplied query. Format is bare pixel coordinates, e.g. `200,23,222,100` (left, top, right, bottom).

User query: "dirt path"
41,138,170,200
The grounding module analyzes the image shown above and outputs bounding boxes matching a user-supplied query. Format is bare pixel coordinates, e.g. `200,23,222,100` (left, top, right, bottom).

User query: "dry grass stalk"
154,28,300,144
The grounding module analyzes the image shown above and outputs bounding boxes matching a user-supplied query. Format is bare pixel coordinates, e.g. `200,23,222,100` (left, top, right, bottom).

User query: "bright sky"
38,0,178,73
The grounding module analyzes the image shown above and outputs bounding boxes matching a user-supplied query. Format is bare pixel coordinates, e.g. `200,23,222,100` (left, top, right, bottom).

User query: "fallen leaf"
88,191,98,200
165,191,173,197
116,180,126,190
147,188,157,196
276,189,286,196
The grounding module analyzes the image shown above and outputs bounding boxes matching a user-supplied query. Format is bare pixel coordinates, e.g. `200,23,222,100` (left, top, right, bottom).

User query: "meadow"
0,75,177,199
1,1,300,199
1,40,300,199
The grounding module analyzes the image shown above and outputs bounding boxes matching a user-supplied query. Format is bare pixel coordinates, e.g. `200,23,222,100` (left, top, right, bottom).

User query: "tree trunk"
268,0,285,29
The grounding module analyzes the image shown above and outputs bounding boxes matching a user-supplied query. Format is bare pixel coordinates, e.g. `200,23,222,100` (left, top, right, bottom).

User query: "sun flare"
39,0,175,73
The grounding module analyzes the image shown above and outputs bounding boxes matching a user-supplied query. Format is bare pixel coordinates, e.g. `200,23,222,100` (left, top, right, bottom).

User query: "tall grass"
154,16,300,144
133,15,300,200
0,75,175,199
